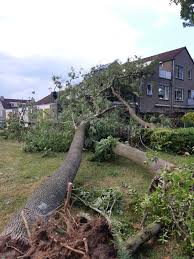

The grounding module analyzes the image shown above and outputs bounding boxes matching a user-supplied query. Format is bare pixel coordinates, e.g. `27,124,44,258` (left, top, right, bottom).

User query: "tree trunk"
111,87,155,129
126,222,162,255
0,121,89,243
113,142,176,173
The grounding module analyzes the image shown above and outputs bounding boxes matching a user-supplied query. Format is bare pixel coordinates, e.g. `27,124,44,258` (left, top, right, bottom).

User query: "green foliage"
143,114,173,128
6,114,25,141
127,119,143,147
0,129,8,139
170,0,194,24
58,58,155,127
85,112,125,148
73,185,143,257
24,121,73,152
145,127,194,153
91,136,118,162
73,187,123,216
142,168,194,255
158,114,172,128
181,112,194,127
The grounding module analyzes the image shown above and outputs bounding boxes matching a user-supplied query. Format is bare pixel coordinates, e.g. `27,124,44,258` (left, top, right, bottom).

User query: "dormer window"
188,69,192,80
175,65,184,80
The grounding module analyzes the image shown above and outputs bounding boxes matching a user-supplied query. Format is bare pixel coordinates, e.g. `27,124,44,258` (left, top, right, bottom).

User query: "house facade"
0,97,28,127
0,93,58,127
139,47,194,114
36,92,58,120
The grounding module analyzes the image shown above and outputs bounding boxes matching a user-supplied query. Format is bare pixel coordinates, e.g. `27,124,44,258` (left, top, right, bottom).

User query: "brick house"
139,47,194,114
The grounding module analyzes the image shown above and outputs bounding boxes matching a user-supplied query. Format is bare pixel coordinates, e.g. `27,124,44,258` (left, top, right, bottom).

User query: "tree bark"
111,87,155,129
113,142,176,173
126,222,162,255
0,121,89,243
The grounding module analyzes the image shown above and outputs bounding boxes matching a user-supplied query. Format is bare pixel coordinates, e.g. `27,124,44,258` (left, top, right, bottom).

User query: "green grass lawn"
0,139,190,258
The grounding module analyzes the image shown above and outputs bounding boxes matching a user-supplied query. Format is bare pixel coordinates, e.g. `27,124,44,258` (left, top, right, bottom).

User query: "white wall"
0,101,5,121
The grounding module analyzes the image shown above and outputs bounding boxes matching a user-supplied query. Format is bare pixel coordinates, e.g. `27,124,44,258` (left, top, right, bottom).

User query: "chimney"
0,96,4,101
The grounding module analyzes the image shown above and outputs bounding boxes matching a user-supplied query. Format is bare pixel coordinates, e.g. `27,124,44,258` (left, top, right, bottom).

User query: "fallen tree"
0,60,183,257
0,105,117,244
0,121,89,243
111,86,155,129
113,142,176,173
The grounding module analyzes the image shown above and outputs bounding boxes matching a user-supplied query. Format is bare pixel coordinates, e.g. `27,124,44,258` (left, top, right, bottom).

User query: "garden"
0,60,193,258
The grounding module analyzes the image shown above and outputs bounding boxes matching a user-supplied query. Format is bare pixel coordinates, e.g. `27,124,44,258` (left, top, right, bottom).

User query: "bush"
144,127,194,153
91,136,117,162
6,114,26,141
181,112,194,127
85,114,127,149
24,121,73,152
142,168,193,255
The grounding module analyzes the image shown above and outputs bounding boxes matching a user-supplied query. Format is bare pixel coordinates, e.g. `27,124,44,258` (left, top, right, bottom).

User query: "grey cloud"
0,53,88,100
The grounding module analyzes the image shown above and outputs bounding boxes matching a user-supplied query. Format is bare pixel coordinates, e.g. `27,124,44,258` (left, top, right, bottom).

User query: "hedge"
143,127,194,154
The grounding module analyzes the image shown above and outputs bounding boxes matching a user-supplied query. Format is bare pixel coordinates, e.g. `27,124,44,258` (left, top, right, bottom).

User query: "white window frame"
146,83,153,96
188,69,192,80
175,88,184,101
175,65,184,80
158,84,169,100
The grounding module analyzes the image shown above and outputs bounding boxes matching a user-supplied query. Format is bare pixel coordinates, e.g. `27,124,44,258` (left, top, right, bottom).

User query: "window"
175,65,184,80
175,88,184,101
10,102,17,108
146,83,152,96
188,90,191,99
158,85,169,100
188,69,192,80
188,90,194,99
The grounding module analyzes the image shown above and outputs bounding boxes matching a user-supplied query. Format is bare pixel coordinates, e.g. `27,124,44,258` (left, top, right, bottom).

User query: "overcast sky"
0,0,193,100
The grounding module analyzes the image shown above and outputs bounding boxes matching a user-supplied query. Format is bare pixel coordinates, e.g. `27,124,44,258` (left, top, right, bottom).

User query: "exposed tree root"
0,208,117,259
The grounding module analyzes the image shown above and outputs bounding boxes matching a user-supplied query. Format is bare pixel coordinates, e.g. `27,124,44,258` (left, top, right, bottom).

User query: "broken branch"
126,222,162,255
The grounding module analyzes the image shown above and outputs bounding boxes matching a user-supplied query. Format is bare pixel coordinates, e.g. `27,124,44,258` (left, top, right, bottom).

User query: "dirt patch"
0,209,117,259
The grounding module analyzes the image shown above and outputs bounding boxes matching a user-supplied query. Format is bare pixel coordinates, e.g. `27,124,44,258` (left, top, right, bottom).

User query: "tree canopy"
170,0,194,26
54,58,155,128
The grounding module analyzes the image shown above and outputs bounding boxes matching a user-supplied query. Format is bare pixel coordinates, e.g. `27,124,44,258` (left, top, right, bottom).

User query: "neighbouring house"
34,47,194,118
36,91,58,120
0,97,29,127
139,47,194,114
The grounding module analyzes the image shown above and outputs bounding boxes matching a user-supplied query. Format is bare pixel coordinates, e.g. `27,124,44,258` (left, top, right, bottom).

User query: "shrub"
181,112,194,127
24,121,73,152
6,114,26,141
144,127,194,153
142,168,193,255
85,113,127,149
91,136,117,162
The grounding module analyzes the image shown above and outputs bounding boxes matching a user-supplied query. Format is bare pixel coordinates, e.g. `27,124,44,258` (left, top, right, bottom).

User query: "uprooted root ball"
0,211,117,259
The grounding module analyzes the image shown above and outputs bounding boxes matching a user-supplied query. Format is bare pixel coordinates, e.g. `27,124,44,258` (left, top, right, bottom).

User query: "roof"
0,98,28,109
142,47,186,63
36,93,55,105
